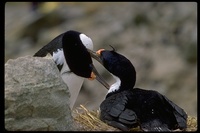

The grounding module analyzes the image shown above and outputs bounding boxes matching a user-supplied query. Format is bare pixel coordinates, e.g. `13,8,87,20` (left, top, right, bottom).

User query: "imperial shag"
90,48,187,131
34,30,109,109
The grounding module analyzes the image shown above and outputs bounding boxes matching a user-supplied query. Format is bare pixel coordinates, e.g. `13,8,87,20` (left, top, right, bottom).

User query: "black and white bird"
91,48,187,131
34,30,109,109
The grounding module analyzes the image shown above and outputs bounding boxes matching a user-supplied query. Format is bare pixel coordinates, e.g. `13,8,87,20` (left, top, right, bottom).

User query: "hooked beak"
87,49,109,90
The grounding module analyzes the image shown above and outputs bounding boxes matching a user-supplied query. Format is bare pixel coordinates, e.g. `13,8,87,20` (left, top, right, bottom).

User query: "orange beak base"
88,71,96,80
96,49,105,55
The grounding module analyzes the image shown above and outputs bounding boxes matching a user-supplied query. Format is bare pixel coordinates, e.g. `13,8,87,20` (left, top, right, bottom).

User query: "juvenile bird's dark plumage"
94,49,187,131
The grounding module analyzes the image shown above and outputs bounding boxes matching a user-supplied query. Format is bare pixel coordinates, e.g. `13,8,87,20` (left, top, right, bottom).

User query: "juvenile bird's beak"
87,49,109,90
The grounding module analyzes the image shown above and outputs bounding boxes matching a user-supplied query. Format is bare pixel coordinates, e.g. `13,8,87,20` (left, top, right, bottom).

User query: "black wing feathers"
34,33,64,57
161,94,187,129
100,91,137,129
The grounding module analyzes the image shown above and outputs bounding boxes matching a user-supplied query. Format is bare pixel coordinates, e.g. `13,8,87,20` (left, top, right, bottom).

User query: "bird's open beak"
87,49,109,90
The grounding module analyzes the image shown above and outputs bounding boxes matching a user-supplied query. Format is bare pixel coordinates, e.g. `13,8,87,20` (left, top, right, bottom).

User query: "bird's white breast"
61,60,84,109
52,48,84,109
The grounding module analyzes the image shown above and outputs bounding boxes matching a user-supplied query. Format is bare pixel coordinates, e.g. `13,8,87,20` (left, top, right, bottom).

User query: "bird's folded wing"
161,95,187,129
34,33,64,57
101,92,137,125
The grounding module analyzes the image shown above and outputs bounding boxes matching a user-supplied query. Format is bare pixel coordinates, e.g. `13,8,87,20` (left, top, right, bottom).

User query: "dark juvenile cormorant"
34,30,109,109
91,48,187,131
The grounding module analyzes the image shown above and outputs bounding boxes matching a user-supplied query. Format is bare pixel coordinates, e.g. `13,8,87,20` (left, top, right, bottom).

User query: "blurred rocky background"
5,2,197,117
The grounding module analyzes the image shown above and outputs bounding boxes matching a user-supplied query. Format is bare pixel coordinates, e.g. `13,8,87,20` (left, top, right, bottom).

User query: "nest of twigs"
73,105,197,131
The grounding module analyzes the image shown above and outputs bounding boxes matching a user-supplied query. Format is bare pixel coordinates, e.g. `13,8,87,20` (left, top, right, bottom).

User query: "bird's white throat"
108,74,121,94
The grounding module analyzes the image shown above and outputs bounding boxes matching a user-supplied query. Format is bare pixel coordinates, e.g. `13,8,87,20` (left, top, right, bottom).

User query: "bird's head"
88,48,136,92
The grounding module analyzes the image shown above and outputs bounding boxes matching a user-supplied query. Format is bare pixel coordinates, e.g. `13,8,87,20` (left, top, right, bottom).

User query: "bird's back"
128,88,187,130
100,88,187,131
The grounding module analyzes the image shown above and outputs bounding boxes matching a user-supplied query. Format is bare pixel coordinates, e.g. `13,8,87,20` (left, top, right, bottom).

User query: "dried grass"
73,105,197,131
186,115,197,131
73,104,120,131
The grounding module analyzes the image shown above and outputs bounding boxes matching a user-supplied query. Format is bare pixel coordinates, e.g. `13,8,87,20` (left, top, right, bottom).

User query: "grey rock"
5,56,75,131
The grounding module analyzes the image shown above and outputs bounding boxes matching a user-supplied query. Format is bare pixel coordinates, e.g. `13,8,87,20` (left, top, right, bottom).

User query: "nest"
73,105,197,131
73,105,121,131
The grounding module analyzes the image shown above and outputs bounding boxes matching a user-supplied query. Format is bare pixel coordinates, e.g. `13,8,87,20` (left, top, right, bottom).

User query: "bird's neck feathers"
106,73,136,98
107,74,121,94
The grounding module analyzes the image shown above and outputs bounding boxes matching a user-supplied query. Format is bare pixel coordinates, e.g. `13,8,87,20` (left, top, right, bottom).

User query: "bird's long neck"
106,72,136,98
120,74,136,90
